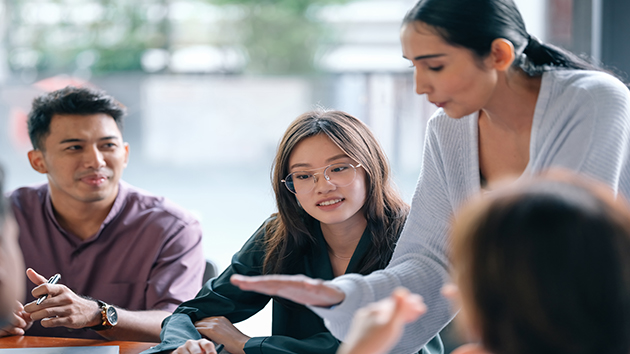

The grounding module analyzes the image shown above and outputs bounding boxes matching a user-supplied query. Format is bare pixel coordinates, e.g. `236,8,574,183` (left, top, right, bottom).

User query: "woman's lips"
317,198,343,206
432,101,446,108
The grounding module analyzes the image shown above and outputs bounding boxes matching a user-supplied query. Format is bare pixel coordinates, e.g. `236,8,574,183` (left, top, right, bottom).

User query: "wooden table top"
0,335,158,353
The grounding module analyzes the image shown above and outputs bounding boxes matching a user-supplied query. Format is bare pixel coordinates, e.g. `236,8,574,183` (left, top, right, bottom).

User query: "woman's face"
287,134,367,228
401,22,498,119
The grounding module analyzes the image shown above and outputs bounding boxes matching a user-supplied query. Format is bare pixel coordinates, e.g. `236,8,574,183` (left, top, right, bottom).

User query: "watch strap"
88,299,115,331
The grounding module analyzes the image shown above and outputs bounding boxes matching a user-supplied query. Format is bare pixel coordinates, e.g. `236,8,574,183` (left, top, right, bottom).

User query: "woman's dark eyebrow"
326,154,350,163
403,53,446,61
289,154,350,170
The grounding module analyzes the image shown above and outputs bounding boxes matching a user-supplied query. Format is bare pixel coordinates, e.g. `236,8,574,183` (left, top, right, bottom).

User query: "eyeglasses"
282,162,362,195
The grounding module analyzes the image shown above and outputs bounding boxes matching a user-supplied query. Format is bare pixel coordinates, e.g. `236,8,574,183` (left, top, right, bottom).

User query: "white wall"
514,0,548,41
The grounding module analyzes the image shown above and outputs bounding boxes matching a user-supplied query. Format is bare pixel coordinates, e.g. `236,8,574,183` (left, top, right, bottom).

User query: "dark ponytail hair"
403,0,601,75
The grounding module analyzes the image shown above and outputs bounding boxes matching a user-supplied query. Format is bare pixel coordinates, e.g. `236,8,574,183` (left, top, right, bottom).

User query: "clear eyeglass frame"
281,162,362,195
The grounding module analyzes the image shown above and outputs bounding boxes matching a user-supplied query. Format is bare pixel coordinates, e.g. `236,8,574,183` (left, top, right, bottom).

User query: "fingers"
11,300,24,313
28,269,63,303
441,283,462,313
195,316,228,327
230,274,311,291
231,274,346,307
39,311,82,328
24,289,100,329
441,283,459,299
29,304,74,323
230,274,282,294
0,326,23,337
24,287,71,314
26,268,48,286
451,343,493,354
391,287,426,323
27,280,80,312
29,284,64,302
0,305,32,337
173,339,217,354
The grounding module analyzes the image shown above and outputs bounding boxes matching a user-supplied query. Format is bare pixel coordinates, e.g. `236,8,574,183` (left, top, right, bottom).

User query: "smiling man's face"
28,113,129,208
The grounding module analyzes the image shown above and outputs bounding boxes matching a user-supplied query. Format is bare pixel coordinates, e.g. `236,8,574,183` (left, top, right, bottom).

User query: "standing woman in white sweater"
232,0,630,353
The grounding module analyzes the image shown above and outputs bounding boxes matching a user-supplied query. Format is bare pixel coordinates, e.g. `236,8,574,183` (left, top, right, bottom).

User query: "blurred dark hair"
28,86,126,150
451,176,630,354
263,110,409,275
403,0,601,75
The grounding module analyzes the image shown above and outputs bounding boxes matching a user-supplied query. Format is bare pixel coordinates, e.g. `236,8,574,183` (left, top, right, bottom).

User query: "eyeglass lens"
285,163,357,194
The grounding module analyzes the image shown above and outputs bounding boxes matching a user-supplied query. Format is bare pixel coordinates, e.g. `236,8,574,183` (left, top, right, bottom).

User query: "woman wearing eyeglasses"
142,110,442,354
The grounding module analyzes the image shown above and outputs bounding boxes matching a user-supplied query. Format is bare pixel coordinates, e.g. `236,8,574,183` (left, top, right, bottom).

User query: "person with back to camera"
2,86,205,341
141,110,443,354
337,172,630,354
230,0,630,352
0,165,26,328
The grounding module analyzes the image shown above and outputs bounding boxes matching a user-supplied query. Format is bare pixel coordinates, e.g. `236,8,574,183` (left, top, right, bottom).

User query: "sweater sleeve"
310,120,455,354
141,222,273,354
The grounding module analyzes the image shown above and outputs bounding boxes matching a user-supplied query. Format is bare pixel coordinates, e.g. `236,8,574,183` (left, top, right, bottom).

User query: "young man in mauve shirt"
2,86,205,342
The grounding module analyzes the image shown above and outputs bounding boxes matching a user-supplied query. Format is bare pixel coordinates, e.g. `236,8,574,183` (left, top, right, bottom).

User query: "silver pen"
36,273,61,305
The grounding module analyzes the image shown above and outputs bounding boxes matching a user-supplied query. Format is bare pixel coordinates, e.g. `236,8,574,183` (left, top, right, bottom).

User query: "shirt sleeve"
146,217,206,312
310,120,455,354
142,222,274,354
244,333,339,354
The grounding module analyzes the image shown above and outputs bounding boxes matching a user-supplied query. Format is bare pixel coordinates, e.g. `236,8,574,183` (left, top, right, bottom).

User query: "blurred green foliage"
211,0,349,14
5,0,351,77
6,0,169,76
208,0,352,74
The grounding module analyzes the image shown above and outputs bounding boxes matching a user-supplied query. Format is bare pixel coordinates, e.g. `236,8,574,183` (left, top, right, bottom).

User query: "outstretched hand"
230,274,345,307
23,268,101,329
337,287,427,354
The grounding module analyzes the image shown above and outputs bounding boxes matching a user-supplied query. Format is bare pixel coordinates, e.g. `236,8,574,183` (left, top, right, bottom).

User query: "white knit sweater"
311,69,630,353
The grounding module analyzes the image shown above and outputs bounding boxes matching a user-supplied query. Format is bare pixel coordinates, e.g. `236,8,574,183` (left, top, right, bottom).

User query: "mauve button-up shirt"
9,181,205,339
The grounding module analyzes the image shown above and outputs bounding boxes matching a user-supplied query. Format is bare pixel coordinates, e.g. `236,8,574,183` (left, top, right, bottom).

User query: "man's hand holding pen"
23,268,103,330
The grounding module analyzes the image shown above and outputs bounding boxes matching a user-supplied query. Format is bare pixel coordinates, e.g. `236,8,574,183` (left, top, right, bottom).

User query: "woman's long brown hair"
262,110,409,275
451,175,630,354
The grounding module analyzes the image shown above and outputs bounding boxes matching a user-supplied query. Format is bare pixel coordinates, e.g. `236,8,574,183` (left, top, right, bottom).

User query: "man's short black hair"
27,86,126,150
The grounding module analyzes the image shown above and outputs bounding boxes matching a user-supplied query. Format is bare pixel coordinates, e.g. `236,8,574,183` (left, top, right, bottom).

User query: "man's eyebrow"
403,53,447,61
59,138,84,144
59,136,120,144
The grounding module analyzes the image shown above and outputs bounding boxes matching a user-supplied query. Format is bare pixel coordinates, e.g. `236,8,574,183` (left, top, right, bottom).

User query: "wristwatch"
89,299,118,331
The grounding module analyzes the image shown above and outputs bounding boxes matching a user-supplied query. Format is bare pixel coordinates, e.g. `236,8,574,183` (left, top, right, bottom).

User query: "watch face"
106,306,118,326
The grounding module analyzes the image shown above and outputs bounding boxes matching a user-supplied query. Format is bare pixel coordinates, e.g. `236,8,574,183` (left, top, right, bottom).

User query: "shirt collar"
312,221,372,274
44,181,127,245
